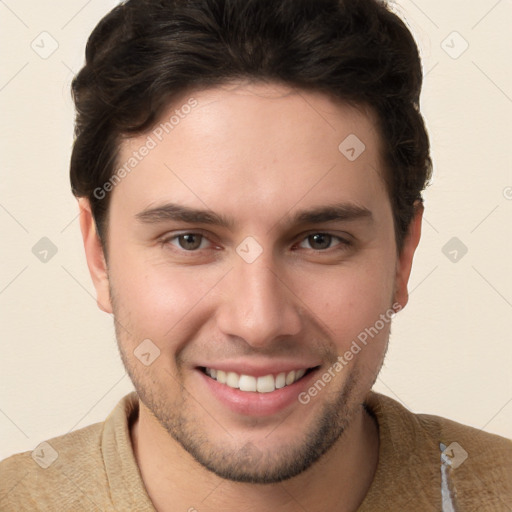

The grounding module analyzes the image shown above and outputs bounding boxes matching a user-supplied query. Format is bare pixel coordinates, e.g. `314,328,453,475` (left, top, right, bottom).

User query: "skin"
79,81,422,511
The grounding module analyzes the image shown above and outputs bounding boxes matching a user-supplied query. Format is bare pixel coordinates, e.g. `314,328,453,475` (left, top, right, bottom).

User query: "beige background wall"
1,0,511,460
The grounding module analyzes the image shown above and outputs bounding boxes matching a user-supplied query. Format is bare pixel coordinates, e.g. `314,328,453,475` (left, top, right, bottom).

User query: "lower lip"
196,368,320,417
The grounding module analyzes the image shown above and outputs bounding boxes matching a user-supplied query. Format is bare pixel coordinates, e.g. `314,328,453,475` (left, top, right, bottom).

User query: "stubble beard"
117,334,364,483
110,283,386,484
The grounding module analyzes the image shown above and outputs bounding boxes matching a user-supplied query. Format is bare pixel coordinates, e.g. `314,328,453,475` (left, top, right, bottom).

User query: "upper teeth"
204,368,307,393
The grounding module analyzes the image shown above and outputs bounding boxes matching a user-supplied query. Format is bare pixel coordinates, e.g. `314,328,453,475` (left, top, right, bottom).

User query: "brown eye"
297,233,351,252
303,233,334,250
173,233,205,250
308,233,332,250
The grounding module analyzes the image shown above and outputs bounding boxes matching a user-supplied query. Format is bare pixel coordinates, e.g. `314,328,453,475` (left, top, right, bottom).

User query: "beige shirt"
1,391,511,511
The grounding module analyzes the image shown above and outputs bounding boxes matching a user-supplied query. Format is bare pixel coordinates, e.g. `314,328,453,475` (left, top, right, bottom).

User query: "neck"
130,400,379,512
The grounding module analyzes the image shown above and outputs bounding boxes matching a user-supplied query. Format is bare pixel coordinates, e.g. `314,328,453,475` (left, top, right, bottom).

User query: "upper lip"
197,360,321,377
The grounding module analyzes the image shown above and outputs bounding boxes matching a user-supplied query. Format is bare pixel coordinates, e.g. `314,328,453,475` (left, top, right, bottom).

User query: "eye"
167,233,210,251
298,233,348,251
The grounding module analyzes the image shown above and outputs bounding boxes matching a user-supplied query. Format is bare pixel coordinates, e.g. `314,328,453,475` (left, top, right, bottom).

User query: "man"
1,0,511,510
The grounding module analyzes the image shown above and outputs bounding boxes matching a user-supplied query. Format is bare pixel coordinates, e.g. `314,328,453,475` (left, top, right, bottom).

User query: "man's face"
86,82,416,483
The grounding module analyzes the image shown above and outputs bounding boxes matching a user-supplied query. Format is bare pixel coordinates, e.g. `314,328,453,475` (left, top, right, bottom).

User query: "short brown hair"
70,0,432,251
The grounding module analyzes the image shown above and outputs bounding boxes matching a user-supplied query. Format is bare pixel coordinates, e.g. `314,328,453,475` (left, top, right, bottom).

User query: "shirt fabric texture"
1,391,511,511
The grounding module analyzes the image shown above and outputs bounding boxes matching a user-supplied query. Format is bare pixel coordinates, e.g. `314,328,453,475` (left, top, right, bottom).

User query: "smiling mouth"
200,367,318,393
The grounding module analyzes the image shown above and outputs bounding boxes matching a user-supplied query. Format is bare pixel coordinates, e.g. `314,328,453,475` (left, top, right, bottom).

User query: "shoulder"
369,390,512,460
366,391,512,509
0,421,111,511
415,408,512,455
416,410,512,473
418,410,512,509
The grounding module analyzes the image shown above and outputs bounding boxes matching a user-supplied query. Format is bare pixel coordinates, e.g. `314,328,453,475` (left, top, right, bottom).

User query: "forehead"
112,82,389,225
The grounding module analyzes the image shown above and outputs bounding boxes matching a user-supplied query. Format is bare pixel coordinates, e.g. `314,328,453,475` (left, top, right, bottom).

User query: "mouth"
196,364,323,417
199,366,318,393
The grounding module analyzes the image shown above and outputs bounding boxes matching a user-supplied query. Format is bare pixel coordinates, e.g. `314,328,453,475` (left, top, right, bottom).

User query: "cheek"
108,250,225,345
295,257,396,349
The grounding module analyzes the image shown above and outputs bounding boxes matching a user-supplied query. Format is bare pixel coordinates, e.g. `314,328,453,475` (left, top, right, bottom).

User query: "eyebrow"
135,202,372,229
136,203,234,228
291,204,372,225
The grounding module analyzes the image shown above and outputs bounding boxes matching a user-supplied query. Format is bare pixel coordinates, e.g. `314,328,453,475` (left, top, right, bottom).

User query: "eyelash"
296,233,351,252
160,231,352,254
160,230,216,253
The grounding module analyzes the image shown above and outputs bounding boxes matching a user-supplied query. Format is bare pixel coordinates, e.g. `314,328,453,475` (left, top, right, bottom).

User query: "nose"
216,254,302,349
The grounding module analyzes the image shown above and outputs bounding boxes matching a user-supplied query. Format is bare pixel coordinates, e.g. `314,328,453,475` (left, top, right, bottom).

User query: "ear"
78,198,113,314
393,201,423,311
